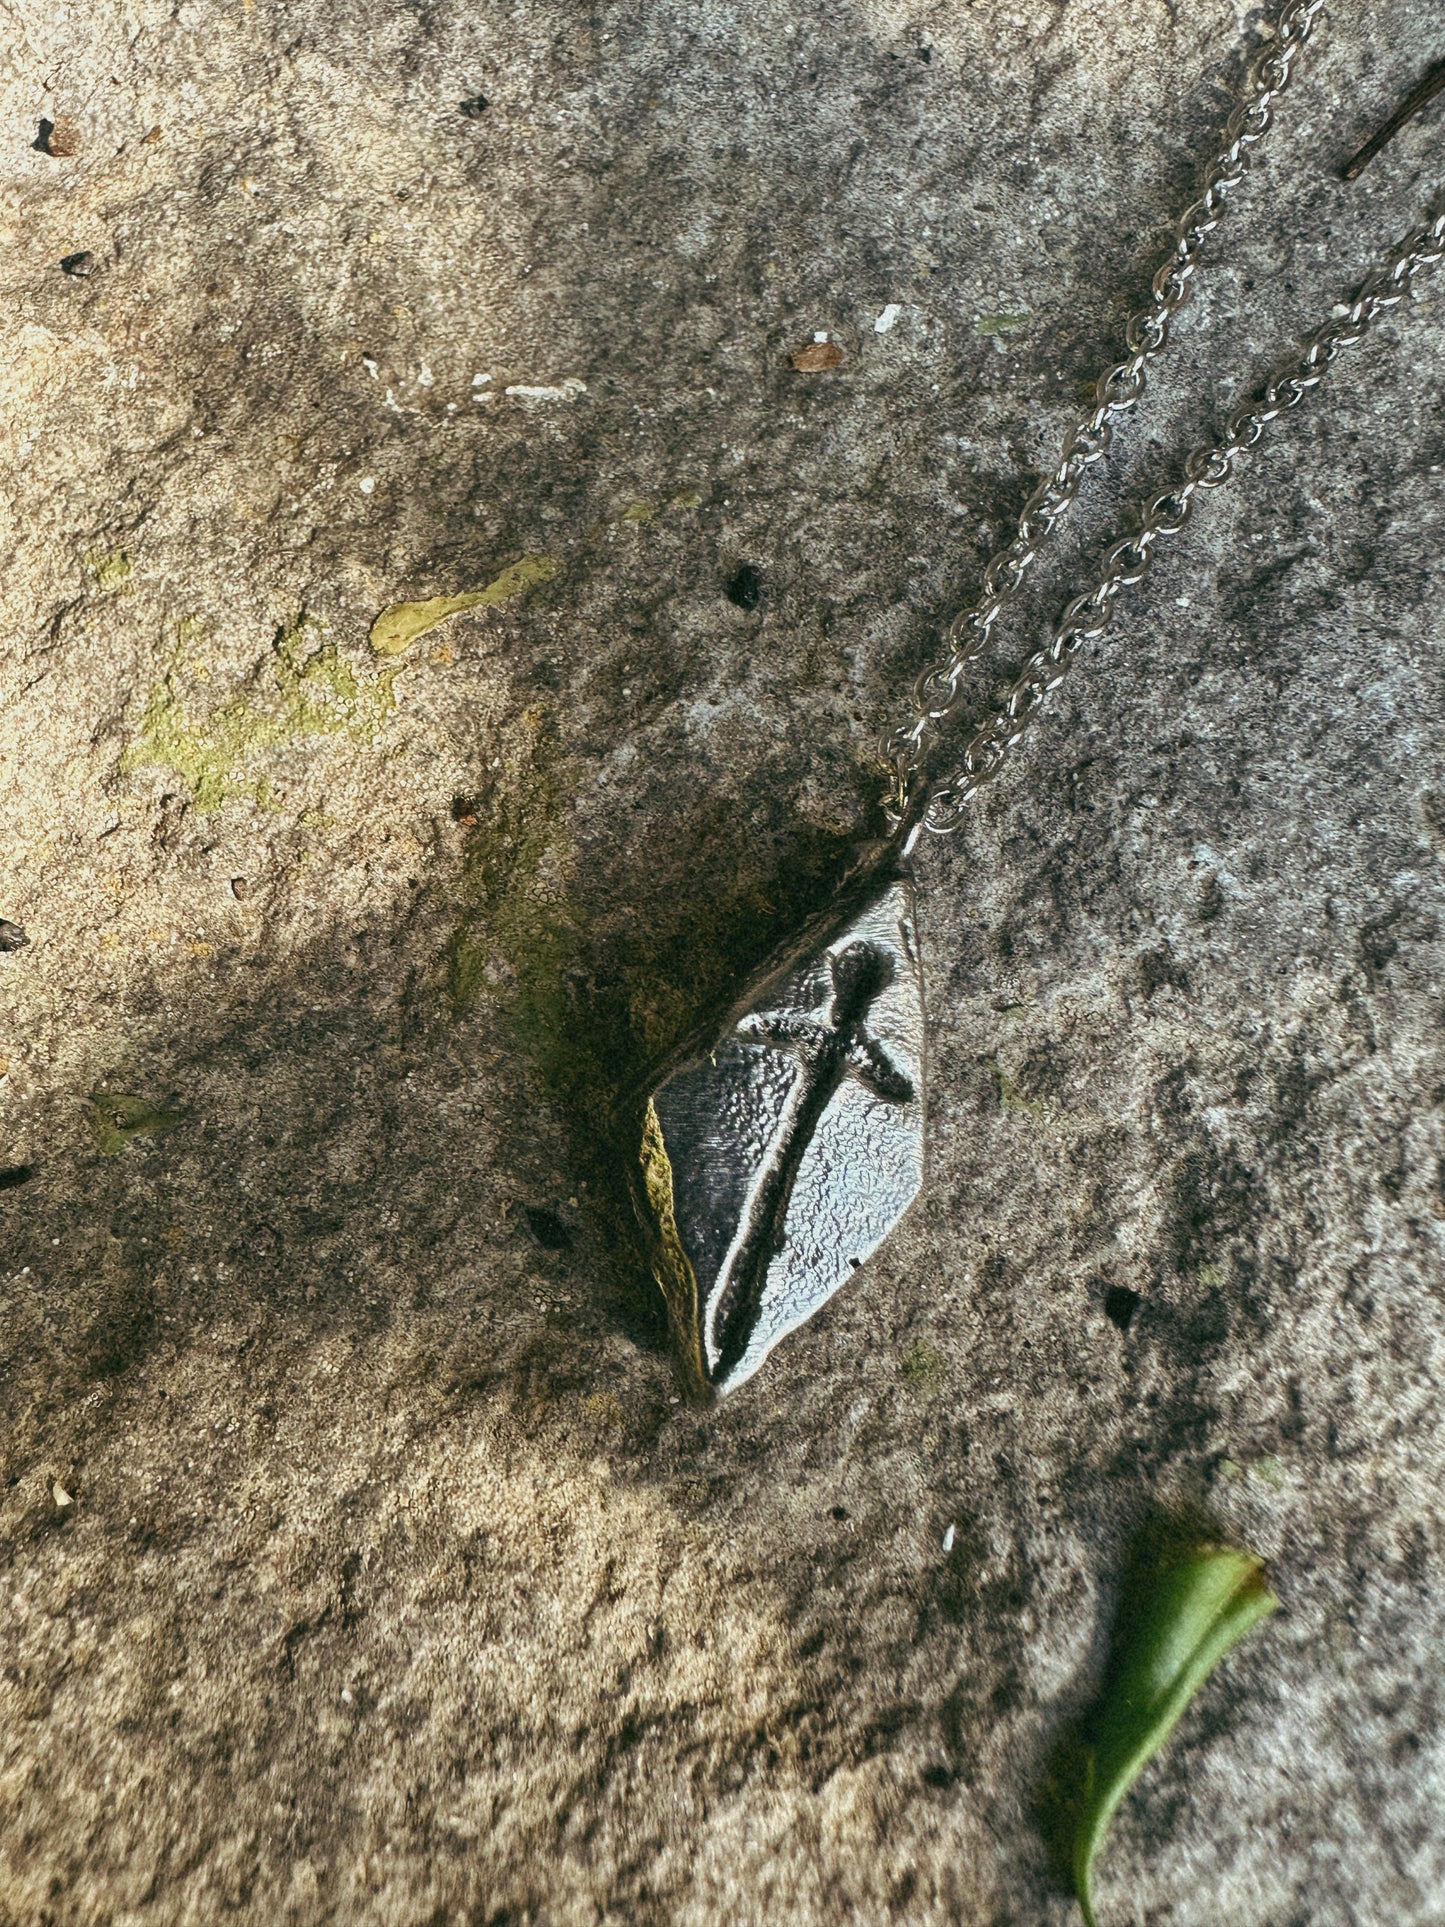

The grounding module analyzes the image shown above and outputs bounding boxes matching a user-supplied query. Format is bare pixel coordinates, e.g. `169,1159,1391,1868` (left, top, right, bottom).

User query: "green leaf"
84,1091,188,1157
1071,1543,1278,1927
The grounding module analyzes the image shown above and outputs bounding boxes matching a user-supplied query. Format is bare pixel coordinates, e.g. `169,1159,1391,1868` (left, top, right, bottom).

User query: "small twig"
1342,59,1445,180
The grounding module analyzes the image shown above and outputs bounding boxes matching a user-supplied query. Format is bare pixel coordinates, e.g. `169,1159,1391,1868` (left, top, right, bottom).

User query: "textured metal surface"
642,877,924,1396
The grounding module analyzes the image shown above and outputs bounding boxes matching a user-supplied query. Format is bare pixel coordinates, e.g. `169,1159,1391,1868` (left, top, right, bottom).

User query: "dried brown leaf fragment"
791,340,844,371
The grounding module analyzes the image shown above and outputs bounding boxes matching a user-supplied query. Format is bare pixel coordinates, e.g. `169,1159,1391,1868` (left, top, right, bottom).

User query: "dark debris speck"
1104,1284,1142,1332
460,95,490,119
60,251,97,278
725,564,763,611
0,920,29,952
0,1165,34,1191
35,116,80,157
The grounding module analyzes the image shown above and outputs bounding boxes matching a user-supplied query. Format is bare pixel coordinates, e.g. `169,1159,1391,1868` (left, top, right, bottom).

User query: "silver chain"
883,0,1329,832
909,205,1445,840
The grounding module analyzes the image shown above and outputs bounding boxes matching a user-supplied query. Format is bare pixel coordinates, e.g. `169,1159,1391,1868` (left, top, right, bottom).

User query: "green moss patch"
444,740,864,1117
899,1338,948,1398
993,1058,1050,1121
84,1091,187,1157
445,710,586,1095
442,729,878,1376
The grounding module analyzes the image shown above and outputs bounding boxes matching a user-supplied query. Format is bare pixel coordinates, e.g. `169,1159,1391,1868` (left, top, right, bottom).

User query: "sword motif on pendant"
637,876,926,1399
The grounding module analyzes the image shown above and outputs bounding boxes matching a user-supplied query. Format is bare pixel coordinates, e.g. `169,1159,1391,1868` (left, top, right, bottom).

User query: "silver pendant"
634,868,925,1398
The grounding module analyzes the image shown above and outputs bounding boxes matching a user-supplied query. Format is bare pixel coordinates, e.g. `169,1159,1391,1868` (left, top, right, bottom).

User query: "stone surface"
1,3,1443,1924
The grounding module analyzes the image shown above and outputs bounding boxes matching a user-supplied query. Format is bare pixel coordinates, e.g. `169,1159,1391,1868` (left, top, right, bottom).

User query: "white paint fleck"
874,303,903,334
504,378,587,402
358,476,375,494
941,1523,956,1552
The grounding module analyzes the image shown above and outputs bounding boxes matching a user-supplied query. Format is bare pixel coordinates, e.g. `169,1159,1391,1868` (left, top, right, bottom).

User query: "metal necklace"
629,0,1445,1401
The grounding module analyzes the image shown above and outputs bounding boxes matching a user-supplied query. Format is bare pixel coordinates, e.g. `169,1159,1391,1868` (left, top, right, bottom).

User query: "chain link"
913,206,1445,838
882,0,1327,828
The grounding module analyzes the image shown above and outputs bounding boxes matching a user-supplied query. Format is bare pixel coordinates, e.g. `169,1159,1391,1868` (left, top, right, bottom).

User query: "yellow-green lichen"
1218,1455,1287,1489
899,1338,949,1399
975,311,1032,336
369,554,560,655
83,548,133,590
121,615,400,812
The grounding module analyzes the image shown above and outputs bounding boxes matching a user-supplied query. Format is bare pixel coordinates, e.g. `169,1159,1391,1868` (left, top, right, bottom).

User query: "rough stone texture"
1,2,1443,1923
